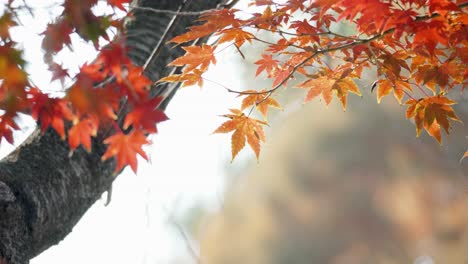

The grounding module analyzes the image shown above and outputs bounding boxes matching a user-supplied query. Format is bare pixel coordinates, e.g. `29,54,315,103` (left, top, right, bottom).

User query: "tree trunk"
0,1,227,263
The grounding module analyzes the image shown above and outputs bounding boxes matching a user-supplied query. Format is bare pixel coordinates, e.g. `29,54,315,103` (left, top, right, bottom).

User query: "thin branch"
170,218,201,264
251,36,308,51
163,204,202,264
131,6,209,16
141,0,190,71
252,25,366,41
224,27,397,96
130,0,240,16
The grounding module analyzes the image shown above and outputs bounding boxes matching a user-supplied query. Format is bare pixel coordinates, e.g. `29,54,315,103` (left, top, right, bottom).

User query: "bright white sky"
0,1,254,263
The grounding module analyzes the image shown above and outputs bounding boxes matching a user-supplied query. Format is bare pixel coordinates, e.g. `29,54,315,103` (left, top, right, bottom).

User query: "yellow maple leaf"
213,109,267,160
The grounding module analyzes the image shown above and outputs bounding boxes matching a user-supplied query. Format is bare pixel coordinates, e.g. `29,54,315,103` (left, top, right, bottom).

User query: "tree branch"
0,1,229,263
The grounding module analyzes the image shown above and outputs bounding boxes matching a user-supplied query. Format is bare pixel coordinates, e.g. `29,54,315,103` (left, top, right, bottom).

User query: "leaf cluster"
1,0,467,173
160,0,467,161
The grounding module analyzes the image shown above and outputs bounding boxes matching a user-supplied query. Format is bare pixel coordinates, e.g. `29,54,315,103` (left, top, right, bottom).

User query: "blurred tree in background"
197,91,468,264
169,29,468,263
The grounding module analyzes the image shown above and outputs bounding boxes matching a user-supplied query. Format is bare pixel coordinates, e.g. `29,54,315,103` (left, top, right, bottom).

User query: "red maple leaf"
107,0,130,11
49,63,69,84
30,89,74,139
102,130,150,173
68,117,98,152
123,97,169,133
41,20,73,54
0,114,19,144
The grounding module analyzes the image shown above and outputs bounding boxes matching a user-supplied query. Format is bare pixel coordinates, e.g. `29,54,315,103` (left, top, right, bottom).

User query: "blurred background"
1,1,468,263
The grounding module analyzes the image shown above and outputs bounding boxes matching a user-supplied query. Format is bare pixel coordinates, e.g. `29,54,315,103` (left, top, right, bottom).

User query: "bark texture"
0,1,226,263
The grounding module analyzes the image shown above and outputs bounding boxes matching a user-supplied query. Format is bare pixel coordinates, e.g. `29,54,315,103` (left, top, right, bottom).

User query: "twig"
141,0,190,71
130,0,240,17
132,6,209,16
163,205,202,264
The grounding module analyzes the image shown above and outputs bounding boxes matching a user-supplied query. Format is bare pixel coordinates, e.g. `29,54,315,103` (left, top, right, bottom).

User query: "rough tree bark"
0,1,228,263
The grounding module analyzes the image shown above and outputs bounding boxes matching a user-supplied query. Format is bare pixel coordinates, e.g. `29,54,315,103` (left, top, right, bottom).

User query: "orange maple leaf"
168,44,216,73
240,90,282,119
0,12,17,40
405,96,461,144
213,109,267,160
169,9,239,44
374,79,412,104
254,54,279,77
158,69,204,87
68,117,98,152
216,28,254,47
272,67,292,88
102,130,150,173
296,76,361,109
462,150,468,163
333,78,361,109
66,75,118,120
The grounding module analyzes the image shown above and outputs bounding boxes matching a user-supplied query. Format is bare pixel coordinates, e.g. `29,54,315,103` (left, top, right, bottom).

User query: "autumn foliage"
163,0,467,160
0,0,467,172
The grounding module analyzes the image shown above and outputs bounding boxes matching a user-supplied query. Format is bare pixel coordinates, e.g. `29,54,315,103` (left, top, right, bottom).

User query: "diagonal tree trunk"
0,1,228,263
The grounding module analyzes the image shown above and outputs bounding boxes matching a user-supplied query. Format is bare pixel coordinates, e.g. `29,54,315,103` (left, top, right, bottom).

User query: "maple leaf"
462,150,468,163
280,0,307,13
240,90,282,119
272,67,292,88
0,12,16,40
296,76,361,110
95,41,131,79
168,44,216,73
158,69,204,87
405,96,460,143
249,0,274,6
393,81,412,104
68,117,98,152
66,74,118,120
216,28,254,47
120,64,153,101
296,76,335,105
338,0,392,33
375,79,393,103
333,78,361,110
107,0,130,11
410,18,449,56
49,63,69,84
374,79,411,104
213,109,267,160
379,52,409,79
255,53,279,77
170,23,218,45
41,20,73,54
251,5,286,30
428,0,459,16
169,9,239,44
266,38,289,53
30,89,74,139
290,19,317,35
62,0,112,48
0,114,19,144
123,97,169,133
102,130,150,173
